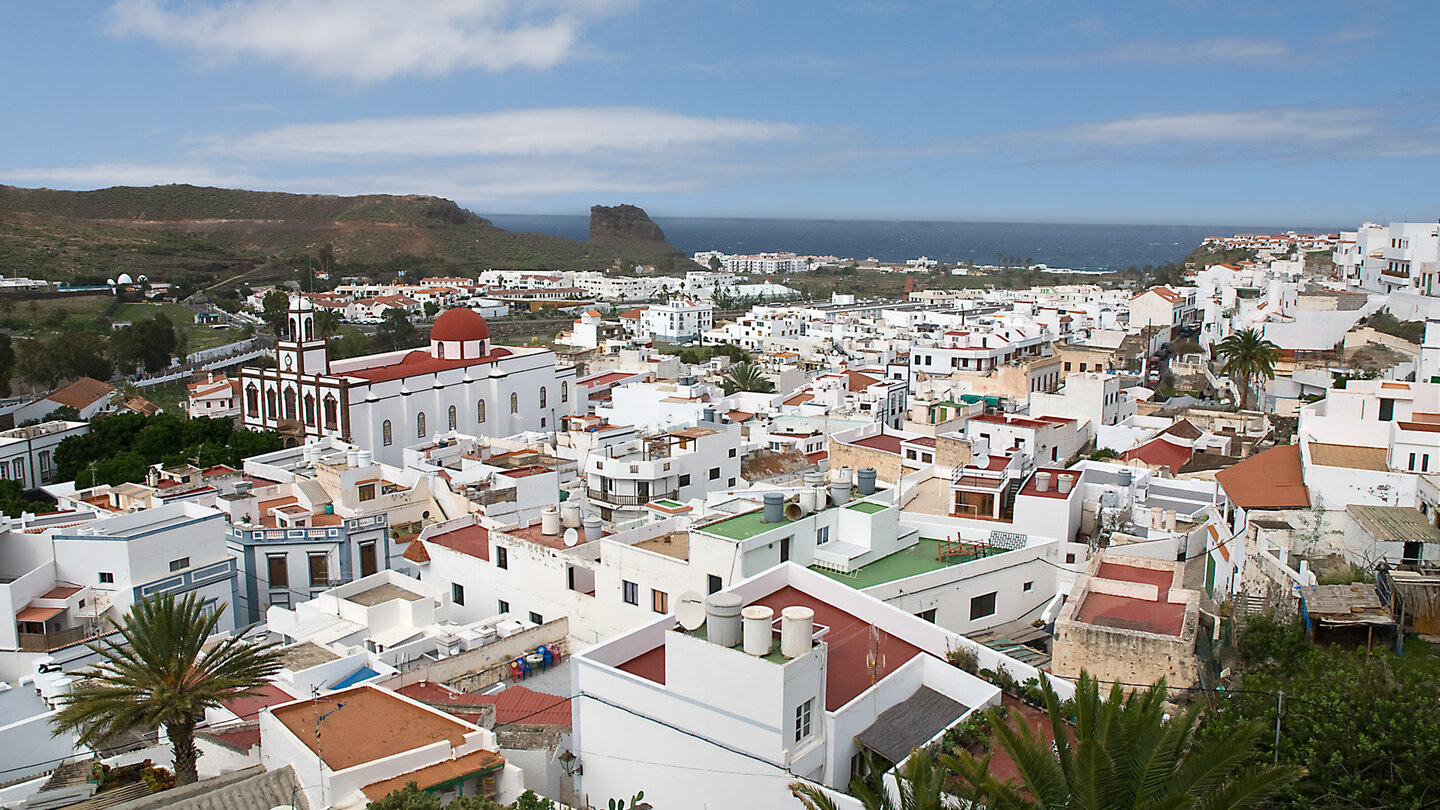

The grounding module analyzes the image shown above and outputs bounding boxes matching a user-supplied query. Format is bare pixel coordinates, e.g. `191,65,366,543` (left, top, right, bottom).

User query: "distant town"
0,217,1435,810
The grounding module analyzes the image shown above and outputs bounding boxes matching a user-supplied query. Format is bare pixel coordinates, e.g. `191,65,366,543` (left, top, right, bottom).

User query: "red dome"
431,307,491,342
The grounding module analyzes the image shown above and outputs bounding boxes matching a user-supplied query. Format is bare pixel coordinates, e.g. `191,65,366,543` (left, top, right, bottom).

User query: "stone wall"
828,437,902,485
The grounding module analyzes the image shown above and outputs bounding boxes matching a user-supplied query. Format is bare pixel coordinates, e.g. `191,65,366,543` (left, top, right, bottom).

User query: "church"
239,296,577,465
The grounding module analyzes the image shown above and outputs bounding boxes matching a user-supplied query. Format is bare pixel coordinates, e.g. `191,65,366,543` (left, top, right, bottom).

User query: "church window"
303,394,315,425
246,385,259,417
561,381,568,403
417,412,427,438
540,387,547,408
323,395,338,429
448,405,457,430
283,388,297,420
511,393,519,414
265,388,277,416
477,400,486,423
382,420,392,446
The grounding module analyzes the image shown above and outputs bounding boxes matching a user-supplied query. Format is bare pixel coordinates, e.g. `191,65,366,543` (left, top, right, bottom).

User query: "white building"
572,562,1069,810
1029,372,1136,429
1333,221,1439,294
1297,379,1440,511
1127,285,1197,333
0,420,87,489
240,297,577,466
640,298,713,343
585,417,742,522
186,373,241,419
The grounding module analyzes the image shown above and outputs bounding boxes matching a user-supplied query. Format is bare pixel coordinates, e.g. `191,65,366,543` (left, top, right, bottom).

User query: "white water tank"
1035,471,1052,492
541,507,560,536
706,593,743,648
561,503,582,528
1057,473,1074,494
1165,509,1177,532
742,605,774,656
346,447,361,467
358,449,372,467
798,489,817,513
781,606,815,658
583,516,603,543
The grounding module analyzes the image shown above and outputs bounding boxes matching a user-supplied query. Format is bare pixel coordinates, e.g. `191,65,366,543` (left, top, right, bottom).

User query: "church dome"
431,307,491,342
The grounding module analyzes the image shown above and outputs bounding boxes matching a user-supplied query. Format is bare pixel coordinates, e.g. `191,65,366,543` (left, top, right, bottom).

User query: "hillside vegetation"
0,184,693,283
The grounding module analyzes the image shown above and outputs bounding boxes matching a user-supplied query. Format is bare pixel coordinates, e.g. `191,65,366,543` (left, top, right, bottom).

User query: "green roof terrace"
696,497,892,541
813,538,1007,589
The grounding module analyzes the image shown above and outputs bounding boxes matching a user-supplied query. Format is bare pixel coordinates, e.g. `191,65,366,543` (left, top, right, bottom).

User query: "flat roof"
276,640,340,670
813,538,1005,589
1074,561,1187,636
270,686,474,771
346,582,427,607
1309,442,1389,471
1348,505,1440,545
634,531,690,561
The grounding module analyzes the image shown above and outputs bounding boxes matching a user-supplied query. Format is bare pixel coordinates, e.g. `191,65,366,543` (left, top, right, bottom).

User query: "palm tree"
313,307,342,341
52,592,282,785
948,671,1301,810
790,747,950,810
721,362,775,395
1212,328,1281,411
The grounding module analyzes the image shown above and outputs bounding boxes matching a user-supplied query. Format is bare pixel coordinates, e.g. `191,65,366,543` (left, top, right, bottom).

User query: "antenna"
866,625,887,685
676,591,705,631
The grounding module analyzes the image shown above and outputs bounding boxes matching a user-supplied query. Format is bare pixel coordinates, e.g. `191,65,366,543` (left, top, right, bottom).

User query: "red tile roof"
1123,437,1194,474
1215,444,1309,509
851,434,903,454
341,348,514,384
425,523,490,561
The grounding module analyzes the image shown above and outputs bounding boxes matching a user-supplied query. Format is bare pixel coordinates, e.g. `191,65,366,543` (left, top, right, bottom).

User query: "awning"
16,606,64,623
855,687,968,763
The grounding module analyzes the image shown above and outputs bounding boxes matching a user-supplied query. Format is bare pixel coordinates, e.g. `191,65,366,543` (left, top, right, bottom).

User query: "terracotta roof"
431,307,491,342
426,523,490,561
1215,445,1309,509
783,392,814,406
341,347,514,384
402,540,430,563
269,685,474,771
851,434,903,454
122,396,159,416
362,749,506,800
1124,436,1194,474
1159,419,1202,440
725,410,756,422
46,377,114,410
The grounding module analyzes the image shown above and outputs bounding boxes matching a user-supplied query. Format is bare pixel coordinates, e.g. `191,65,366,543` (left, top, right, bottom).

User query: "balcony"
16,624,107,652
587,488,679,507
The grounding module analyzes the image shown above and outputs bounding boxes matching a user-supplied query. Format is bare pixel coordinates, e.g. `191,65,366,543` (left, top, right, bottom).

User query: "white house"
186,373,241,419
0,420,87,489
640,298,713,343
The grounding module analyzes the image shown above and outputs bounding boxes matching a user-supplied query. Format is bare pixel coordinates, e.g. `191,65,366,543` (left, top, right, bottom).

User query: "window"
1411,453,1418,471
817,526,830,544
728,478,736,486
561,381,568,402
267,554,288,588
1024,580,1034,592
308,553,330,587
498,599,509,614
38,451,52,480
358,483,376,501
169,557,190,572
709,467,720,480
794,698,813,743
511,393,519,414
652,589,669,613
246,385,260,416
382,420,393,446
448,405,457,431
1063,361,1071,371
623,580,639,605
529,611,544,625
1066,553,1077,564
918,608,937,623
540,387,547,408
477,400,486,423
496,546,508,569
283,387,297,420
708,575,722,594
729,448,737,458
304,393,315,425
417,412,427,438
679,473,691,487
98,572,114,584
451,583,465,606
969,591,997,620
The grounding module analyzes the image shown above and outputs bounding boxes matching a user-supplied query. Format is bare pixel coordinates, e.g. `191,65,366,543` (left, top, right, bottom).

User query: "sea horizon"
480,213,1344,272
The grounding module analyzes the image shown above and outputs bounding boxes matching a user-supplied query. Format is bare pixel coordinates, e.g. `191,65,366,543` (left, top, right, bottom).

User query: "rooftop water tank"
705,593,743,648
781,606,815,659
856,468,877,496
763,491,784,524
742,605,774,656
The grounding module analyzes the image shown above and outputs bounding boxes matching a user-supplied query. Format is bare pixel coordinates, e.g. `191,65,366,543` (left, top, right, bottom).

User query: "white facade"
0,420,86,488
640,299,713,342
1029,372,1135,429
1333,221,1439,294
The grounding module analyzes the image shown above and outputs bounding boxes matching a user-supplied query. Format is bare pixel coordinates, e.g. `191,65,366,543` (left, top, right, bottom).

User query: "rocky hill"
0,184,694,284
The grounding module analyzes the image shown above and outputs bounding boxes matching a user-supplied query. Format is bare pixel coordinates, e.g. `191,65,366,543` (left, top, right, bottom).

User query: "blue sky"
1,1,1436,225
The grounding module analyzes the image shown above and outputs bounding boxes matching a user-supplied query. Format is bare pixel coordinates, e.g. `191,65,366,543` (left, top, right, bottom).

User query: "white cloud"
1,162,262,189
210,107,804,162
109,0,630,82
1106,36,1292,65
1044,109,1373,146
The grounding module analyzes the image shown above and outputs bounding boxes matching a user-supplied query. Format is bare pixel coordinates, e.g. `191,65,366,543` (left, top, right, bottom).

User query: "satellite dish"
676,591,705,631
562,528,579,547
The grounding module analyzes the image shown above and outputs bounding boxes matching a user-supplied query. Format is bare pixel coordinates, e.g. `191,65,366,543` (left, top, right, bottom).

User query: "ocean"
479,214,1341,272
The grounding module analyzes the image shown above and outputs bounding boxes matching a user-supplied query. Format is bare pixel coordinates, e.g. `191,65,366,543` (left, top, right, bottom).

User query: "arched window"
246,385,260,417
539,387,547,408
382,420,392,446
303,393,315,425
477,400,486,423
448,405,457,430
510,393,519,414
283,388,297,421
265,388,277,417
561,381,568,403
304,318,313,340
323,395,338,429
289,318,297,338
417,412,427,438
436,342,445,359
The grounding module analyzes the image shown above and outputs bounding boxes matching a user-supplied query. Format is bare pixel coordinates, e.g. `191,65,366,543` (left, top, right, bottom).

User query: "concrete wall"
829,437,902,485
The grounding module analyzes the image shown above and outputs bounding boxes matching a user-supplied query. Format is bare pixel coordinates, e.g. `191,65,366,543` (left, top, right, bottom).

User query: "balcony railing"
16,625,107,652
587,488,679,507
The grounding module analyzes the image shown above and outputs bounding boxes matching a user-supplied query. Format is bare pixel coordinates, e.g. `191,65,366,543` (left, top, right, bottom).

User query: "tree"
372,307,417,353
1212,328,1281,411
424,301,440,320
721,362,775,395
947,671,1300,810
0,333,14,396
110,314,178,374
0,478,55,517
261,289,290,336
52,592,282,785
790,747,949,810
312,308,342,342
1206,618,1440,809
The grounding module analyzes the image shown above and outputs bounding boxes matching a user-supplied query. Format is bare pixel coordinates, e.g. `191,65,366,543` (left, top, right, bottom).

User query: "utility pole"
1273,689,1284,766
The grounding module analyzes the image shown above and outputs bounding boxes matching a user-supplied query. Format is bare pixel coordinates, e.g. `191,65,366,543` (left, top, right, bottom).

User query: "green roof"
813,538,1004,589
653,499,682,508
698,509,780,541
847,501,889,514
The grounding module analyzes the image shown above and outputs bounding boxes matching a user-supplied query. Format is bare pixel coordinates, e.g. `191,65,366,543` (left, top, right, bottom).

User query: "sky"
1,1,1437,226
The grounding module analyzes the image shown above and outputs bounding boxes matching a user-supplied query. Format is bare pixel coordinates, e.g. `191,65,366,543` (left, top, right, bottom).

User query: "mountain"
0,184,694,283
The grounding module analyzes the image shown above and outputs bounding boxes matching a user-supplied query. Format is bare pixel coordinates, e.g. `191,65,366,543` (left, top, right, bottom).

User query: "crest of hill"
0,184,696,276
